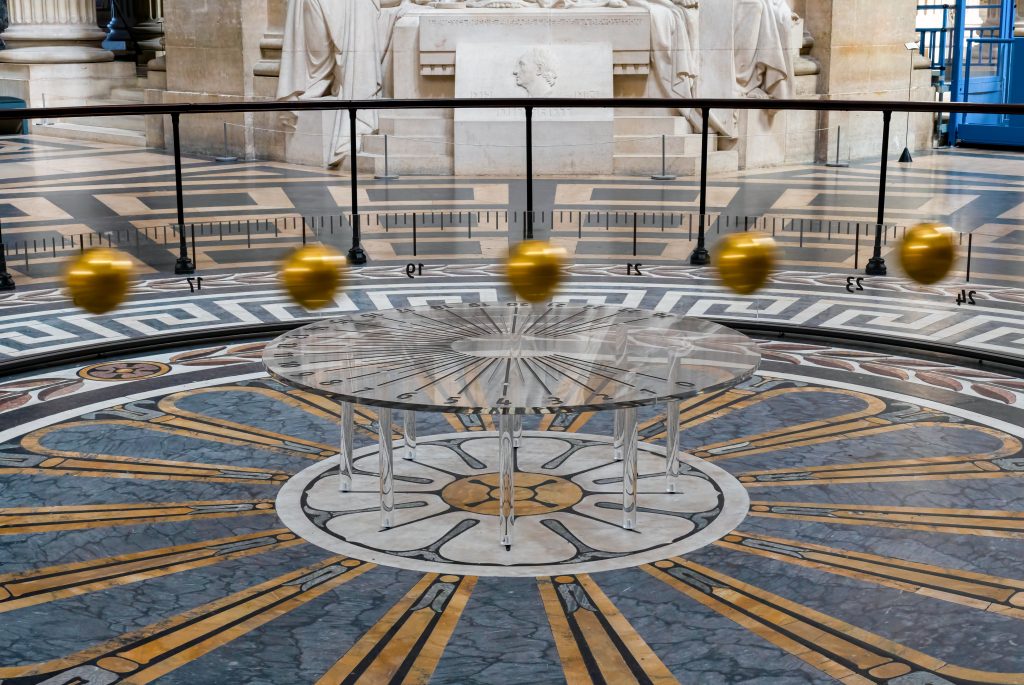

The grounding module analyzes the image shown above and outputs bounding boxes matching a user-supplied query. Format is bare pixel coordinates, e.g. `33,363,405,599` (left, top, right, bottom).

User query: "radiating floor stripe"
316,573,476,685
0,500,276,535
644,557,1024,684
0,452,290,484
717,531,1024,618
26,419,335,463
538,574,679,685
0,529,303,613
0,555,373,684
749,501,1024,538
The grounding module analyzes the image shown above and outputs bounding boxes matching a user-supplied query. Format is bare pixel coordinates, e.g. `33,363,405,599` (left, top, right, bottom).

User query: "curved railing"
1,96,1023,370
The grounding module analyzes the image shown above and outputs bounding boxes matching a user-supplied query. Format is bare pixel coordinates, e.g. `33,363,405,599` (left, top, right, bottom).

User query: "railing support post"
347,108,367,265
689,106,711,266
0,221,14,291
948,0,967,144
867,110,892,276
525,106,534,240
171,113,195,275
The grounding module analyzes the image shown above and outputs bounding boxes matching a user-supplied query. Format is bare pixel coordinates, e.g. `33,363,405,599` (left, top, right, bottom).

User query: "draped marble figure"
276,0,797,166
277,0,425,166
622,0,729,136
735,0,796,100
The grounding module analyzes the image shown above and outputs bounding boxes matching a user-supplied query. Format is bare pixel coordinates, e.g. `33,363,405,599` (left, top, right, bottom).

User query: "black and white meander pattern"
3,266,1024,361
276,431,750,577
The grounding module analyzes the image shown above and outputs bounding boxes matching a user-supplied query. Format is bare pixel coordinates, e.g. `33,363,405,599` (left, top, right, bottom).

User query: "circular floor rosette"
277,432,750,576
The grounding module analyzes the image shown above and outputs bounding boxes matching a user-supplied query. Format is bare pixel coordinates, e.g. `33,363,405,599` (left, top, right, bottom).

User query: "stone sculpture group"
277,0,798,166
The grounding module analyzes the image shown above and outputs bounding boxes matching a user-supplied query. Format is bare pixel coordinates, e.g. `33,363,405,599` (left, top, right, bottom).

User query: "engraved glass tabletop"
264,303,760,548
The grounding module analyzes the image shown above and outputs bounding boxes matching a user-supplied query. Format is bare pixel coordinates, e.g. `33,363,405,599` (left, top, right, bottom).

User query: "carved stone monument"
270,0,814,174
455,41,615,174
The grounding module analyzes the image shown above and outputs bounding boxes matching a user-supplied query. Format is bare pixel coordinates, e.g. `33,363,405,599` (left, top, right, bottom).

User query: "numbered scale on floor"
263,303,761,548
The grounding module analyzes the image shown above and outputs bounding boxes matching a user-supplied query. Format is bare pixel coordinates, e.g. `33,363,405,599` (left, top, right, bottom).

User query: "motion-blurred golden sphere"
505,240,567,303
900,222,957,285
714,233,777,295
65,248,134,315
281,245,347,310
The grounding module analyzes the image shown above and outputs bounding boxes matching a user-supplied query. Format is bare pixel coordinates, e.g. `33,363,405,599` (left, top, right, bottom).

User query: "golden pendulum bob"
65,248,135,315
281,245,348,310
899,222,957,285
504,240,568,303
714,233,778,295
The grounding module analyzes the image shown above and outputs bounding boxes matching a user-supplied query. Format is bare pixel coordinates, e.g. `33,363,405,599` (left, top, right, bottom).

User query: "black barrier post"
171,113,195,275
525,106,535,240
633,212,638,257
690,107,711,266
347,108,368,265
0,221,14,291
867,110,892,276
966,233,973,282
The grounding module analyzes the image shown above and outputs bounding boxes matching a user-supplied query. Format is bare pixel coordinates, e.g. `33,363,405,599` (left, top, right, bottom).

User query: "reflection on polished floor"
2,133,1024,684
2,135,1024,286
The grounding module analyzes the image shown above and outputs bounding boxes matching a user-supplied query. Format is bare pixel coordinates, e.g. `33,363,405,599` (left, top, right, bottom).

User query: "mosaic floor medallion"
276,431,750,576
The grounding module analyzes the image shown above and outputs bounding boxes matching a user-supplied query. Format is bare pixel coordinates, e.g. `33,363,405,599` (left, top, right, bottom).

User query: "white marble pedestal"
454,43,615,176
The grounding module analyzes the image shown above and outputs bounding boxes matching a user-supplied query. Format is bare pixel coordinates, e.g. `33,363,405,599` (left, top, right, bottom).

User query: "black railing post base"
865,257,887,276
347,245,368,265
689,247,711,266
174,256,195,275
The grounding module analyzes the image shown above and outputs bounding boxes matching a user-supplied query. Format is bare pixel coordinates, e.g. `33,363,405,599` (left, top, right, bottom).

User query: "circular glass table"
264,303,760,548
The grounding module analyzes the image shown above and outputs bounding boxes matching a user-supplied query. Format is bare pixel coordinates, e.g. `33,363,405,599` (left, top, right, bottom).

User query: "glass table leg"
614,409,624,462
403,410,416,461
620,406,639,530
338,401,354,493
513,413,523,448
377,407,395,529
665,399,681,493
498,413,515,549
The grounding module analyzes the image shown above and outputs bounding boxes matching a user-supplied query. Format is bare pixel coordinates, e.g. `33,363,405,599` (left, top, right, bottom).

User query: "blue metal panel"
957,36,1024,146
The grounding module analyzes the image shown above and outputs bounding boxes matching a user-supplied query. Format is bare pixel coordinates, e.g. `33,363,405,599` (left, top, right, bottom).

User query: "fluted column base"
0,45,113,64
3,0,113,63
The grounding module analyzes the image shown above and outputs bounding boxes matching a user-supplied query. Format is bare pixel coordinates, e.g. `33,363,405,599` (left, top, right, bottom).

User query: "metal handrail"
0,97,1023,122
1,96,1022,291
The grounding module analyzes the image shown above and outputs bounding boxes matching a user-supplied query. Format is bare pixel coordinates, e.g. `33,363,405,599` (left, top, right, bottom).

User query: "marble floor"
1,332,1023,684
1,135,1024,287
1,134,1024,684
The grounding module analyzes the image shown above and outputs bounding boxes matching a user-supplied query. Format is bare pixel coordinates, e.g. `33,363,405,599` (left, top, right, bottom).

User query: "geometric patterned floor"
3,135,1024,288
2,334,1023,684
2,135,1024,683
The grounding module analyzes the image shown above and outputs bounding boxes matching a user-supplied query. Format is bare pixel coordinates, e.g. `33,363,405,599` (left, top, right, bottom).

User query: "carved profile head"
513,47,558,97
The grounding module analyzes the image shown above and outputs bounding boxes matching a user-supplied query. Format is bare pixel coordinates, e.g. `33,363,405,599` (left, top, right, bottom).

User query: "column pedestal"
0,0,136,109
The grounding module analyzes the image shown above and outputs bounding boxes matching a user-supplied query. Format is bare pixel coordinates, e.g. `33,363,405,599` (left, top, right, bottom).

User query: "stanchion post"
866,110,892,276
0,220,15,291
171,113,195,275
347,108,367,265
214,121,238,163
376,133,399,181
525,106,534,240
652,133,677,181
689,107,711,266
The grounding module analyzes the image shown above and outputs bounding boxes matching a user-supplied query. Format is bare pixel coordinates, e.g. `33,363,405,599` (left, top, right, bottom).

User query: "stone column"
134,0,165,53
1,0,113,63
0,0,136,112
1016,0,1022,37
